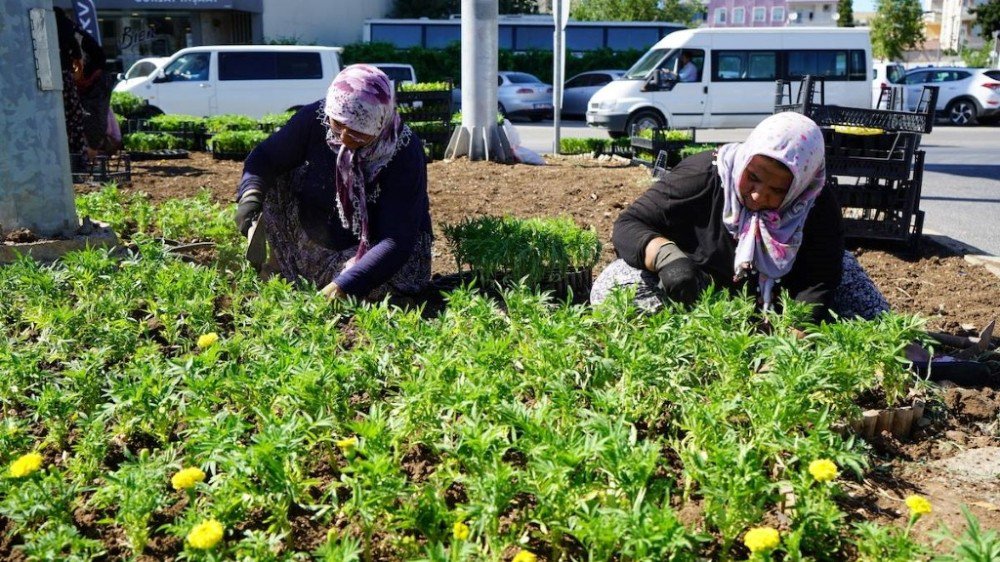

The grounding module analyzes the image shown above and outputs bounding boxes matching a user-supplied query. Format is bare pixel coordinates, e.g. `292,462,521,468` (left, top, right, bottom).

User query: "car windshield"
505,73,541,84
624,49,670,80
379,67,413,83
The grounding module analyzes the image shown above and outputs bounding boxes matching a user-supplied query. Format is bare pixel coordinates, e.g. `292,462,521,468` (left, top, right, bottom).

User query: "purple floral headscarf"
715,112,826,312
324,64,404,259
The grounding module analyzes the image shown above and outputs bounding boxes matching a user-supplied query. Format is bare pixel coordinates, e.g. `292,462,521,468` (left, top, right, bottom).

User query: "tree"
571,0,702,25
869,0,924,60
970,0,1000,38
837,0,855,27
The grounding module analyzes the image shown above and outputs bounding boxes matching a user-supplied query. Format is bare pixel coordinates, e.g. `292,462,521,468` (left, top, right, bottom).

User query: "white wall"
261,0,393,46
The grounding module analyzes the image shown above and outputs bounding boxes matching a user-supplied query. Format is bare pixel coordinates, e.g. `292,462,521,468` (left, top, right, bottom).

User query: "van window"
219,52,323,81
164,52,210,82
849,50,867,80
787,50,849,81
712,51,776,81
886,65,905,83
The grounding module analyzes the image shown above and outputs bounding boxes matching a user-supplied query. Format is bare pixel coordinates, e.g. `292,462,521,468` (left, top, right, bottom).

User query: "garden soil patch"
70,149,1000,549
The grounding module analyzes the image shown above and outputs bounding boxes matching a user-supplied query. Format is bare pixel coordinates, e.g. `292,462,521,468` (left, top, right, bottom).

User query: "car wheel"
625,109,665,136
946,99,978,126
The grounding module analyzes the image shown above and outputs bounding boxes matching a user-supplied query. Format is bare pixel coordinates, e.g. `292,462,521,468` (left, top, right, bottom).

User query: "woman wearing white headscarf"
235,64,432,300
591,112,888,322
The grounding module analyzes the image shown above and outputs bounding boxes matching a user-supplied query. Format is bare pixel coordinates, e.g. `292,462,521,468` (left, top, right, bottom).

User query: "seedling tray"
127,149,190,161
70,153,132,185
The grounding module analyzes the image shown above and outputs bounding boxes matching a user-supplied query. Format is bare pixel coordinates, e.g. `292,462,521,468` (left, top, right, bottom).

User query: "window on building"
753,7,767,22
715,8,727,24
823,4,831,10
606,27,660,50
772,7,786,22
425,26,461,48
370,24,421,48
566,27,604,51
733,7,746,24
514,26,551,50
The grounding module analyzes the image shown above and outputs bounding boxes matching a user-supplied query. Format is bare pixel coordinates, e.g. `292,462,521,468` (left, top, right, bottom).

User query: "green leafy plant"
210,130,269,156
258,112,295,130
124,132,184,152
111,92,146,118
679,143,718,159
205,114,260,134
443,215,602,286
399,81,452,92
147,114,206,133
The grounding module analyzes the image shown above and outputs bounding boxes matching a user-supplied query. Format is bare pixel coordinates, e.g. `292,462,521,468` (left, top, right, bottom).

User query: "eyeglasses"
329,119,375,145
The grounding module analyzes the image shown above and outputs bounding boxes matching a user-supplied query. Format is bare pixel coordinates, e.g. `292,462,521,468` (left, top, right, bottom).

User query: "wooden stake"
862,410,880,439
876,409,895,435
891,407,913,437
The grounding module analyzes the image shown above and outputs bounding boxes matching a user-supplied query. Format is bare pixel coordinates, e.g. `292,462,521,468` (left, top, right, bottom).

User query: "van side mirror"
116,72,125,81
152,69,168,83
643,69,678,92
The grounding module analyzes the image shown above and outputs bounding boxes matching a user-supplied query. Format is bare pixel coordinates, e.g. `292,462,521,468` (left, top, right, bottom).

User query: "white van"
117,45,343,118
586,27,872,135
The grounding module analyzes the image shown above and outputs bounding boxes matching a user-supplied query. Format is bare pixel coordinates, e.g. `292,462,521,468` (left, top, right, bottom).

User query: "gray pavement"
514,120,1000,256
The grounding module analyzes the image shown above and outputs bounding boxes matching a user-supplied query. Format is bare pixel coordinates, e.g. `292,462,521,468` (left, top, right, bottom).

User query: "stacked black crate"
775,77,939,251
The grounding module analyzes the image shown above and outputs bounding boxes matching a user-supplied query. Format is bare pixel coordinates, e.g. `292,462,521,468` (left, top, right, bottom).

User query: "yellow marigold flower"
744,526,781,553
171,467,206,490
452,521,470,541
196,332,219,349
9,452,43,478
808,459,839,482
905,495,932,516
187,519,224,549
512,550,537,562
336,436,358,451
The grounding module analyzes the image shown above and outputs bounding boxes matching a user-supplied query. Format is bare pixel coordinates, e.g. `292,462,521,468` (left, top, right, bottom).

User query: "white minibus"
117,45,343,118
586,27,872,135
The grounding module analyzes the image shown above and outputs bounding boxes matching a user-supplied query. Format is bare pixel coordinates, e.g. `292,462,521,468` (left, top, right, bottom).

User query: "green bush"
634,128,693,141
123,132,183,152
210,130,269,155
450,111,506,125
111,92,146,118
147,114,206,132
407,121,453,135
679,143,719,159
443,215,602,286
559,137,610,155
258,112,295,130
398,81,452,92
344,42,646,84
205,114,259,134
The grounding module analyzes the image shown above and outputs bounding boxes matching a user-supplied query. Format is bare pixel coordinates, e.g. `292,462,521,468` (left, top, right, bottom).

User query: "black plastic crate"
774,77,939,134
832,151,925,248
823,127,920,180
70,153,132,185
122,118,209,151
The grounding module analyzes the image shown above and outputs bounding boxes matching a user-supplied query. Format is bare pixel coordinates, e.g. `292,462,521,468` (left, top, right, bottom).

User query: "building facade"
704,0,841,27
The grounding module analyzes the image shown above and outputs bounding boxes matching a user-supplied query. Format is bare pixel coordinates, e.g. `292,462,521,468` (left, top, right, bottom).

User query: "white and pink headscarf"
324,64,405,259
715,112,826,312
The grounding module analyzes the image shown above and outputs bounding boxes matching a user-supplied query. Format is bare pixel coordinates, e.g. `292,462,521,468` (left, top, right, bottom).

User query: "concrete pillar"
445,0,512,162
0,0,79,237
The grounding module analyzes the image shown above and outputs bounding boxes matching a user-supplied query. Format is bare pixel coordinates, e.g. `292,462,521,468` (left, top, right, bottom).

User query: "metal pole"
552,0,563,154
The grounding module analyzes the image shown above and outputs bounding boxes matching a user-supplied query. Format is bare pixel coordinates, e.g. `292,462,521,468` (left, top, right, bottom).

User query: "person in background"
591,111,889,324
73,26,117,154
678,51,699,83
54,7,88,157
234,64,433,301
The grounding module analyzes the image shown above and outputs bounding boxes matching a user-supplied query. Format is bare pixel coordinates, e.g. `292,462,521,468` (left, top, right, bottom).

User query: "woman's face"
738,154,793,212
329,118,376,150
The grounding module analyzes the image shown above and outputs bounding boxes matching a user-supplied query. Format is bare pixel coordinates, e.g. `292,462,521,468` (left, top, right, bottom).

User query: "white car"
113,57,168,93
371,63,417,86
903,67,1000,126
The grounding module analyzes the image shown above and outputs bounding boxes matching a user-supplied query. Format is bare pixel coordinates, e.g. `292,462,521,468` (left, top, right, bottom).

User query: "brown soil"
64,151,1000,552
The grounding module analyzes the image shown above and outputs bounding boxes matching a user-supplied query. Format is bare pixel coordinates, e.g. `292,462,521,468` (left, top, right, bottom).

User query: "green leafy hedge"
205,114,260,134
111,92,146,118
443,215,602,286
147,114,206,132
344,42,646,84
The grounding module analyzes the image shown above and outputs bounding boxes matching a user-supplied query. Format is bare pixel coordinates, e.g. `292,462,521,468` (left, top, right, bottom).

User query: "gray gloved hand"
654,241,710,305
235,190,262,237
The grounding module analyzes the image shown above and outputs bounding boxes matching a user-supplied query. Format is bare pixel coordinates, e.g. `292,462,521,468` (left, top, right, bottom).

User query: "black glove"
654,242,710,305
235,190,262,236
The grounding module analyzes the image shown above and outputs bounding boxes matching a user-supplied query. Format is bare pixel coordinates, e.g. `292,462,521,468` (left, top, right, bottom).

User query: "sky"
854,0,875,12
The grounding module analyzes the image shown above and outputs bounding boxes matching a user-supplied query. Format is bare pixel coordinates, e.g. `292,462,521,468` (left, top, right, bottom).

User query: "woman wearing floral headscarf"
591,112,888,322
235,64,432,300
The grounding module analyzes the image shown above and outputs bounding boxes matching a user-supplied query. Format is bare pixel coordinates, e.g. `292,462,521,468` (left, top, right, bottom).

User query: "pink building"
704,0,790,27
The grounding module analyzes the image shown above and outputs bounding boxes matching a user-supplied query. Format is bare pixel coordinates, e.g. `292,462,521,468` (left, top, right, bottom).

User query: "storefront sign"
73,0,100,44
91,0,262,12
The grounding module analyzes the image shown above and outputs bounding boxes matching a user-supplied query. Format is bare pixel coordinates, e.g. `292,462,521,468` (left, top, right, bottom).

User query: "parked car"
871,60,906,109
903,66,1000,126
561,70,625,119
115,45,343,118
498,71,553,121
451,72,554,121
113,57,169,93
371,63,417,86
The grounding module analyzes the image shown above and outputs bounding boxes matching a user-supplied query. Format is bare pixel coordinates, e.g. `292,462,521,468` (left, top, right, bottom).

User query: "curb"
923,229,1000,280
